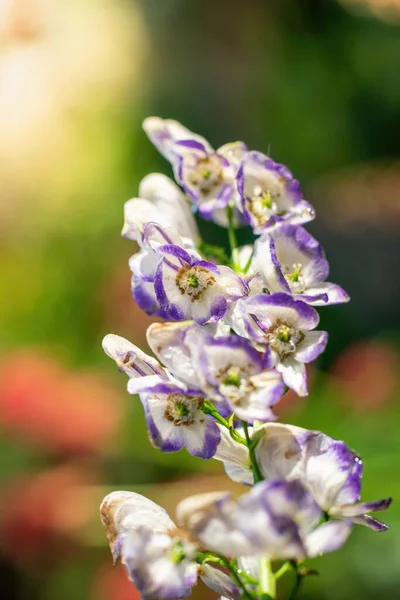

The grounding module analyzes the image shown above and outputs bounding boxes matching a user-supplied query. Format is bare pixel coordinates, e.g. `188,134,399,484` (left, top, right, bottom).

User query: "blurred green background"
0,0,399,599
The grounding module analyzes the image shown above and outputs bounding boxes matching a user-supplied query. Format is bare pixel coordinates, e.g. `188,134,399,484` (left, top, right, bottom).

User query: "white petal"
305,521,352,557
213,425,253,485
102,334,163,377
255,423,306,481
139,172,200,245
146,322,200,387
201,564,240,599
277,358,308,396
252,234,288,293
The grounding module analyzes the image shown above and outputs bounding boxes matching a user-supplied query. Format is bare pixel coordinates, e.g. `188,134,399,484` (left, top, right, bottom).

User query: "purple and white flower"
236,151,315,234
129,222,190,317
146,322,283,422
143,117,247,226
176,480,351,560
234,293,328,396
155,245,247,325
252,225,349,305
103,333,221,459
102,333,164,379
184,329,284,422
122,172,199,246
100,491,198,600
255,423,392,531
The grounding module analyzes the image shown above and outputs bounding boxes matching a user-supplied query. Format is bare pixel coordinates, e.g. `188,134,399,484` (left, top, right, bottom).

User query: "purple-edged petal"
143,116,211,161
131,274,162,316
233,372,284,422
142,395,186,453
102,334,164,378
252,234,290,294
253,225,331,298
141,394,219,459
122,528,198,600
154,258,189,321
244,293,320,331
349,514,390,532
305,282,350,306
182,416,221,459
295,331,328,363
236,151,314,234
331,498,392,519
251,479,322,534
191,292,227,325
305,521,352,557
127,374,200,396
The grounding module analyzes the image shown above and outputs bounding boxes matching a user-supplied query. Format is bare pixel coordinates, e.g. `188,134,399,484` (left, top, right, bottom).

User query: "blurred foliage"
0,0,399,599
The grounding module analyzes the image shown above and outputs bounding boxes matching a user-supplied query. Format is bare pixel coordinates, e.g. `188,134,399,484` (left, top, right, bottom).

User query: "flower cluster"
100,118,391,600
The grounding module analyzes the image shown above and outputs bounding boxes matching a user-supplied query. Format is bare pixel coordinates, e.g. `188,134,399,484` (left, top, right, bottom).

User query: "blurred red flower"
331,340,399,409
92,563,140,600
0,350,122,454
0,464,96,567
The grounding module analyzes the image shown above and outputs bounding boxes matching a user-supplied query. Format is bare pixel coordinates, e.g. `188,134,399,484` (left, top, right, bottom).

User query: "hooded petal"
143,116,211,161
99,490,175,562
122,173,199,246
146,321,203,388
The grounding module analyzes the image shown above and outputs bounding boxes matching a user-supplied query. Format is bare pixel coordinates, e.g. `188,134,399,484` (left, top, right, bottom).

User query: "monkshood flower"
103,333,221,458
184,328,285,422
177,480,351,559
155,244,247,325
129,222,192,317
234,293,328,396
122,172,199,246
252,225,349,305
236,151,315,234
143,116,247,226
254,423,392,531
146,321,284,422
100,491,198,600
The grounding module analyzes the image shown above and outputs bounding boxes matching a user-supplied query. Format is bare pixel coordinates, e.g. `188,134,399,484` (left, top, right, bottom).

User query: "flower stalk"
98,116,391,600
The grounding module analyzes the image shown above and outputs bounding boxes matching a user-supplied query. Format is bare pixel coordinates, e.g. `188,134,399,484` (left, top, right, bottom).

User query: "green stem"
259,558,276,599
226,204,241,272
202,401,247,445
218,555,253,600
274,561,292,581
288,563,303,600
242,421,264,484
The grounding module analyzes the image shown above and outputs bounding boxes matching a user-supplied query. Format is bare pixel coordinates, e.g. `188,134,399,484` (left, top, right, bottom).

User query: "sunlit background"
0,0,399,598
